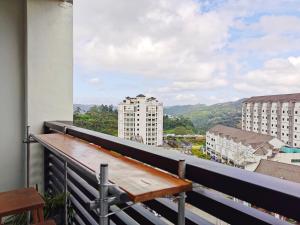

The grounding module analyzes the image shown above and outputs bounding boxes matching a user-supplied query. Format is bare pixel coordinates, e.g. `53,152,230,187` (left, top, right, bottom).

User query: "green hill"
165,99,243,134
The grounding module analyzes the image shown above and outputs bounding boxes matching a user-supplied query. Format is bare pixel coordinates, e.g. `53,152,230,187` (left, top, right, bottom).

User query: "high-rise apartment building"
242,93,300,147
118,94,163,146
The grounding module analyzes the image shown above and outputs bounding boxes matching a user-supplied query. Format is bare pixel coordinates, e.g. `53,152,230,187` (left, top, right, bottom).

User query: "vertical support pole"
25,126,31,225
99,164,109,225
26,125,30,188
64,161,68,225
178,160,186,225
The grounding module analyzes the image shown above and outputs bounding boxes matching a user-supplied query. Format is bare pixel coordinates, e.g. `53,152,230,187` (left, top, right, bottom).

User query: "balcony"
33,121,300,225
1,1,300,225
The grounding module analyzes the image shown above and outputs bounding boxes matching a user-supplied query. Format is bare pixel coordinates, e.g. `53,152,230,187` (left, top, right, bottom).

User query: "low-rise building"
206,125,285,167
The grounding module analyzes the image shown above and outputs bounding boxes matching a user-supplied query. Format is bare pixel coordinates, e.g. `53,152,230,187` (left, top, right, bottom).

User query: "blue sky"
74,0,300,106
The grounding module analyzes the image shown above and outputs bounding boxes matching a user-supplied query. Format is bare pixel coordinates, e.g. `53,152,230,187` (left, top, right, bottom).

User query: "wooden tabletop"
0,188,44,217
34,133,192,202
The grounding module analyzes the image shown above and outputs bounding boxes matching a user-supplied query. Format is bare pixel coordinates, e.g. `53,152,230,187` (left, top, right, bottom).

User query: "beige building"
118,95,163,146
206,125,284,167
242,93,300,147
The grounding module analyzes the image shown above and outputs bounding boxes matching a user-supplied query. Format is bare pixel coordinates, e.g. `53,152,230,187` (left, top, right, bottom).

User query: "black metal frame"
43,121,300,225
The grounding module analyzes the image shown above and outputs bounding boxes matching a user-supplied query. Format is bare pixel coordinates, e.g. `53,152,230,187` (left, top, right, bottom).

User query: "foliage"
74,105,118,136
191,146,211,160
164,115,196,134
165,99,243,134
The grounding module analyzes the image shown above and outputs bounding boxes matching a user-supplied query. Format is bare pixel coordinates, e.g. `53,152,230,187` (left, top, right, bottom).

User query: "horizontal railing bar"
48,170,99,225
110,205,140,225
117,202,168,225
47,149,157,225
44,121,300,221
144,198,213,225
187,188,291,225
70,193,98,225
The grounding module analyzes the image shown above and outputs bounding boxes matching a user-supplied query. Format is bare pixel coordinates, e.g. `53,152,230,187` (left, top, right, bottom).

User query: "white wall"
26,0,73,190
0,0,25,192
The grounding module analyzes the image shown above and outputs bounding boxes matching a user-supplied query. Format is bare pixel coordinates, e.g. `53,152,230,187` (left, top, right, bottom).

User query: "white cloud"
87,78,101,85
234,57,300,94
74,0,234,85
175,93,197,102
74,0,300,105
157,78,228,93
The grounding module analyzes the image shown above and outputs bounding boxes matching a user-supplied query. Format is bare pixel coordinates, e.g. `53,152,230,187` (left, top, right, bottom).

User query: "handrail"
44,121,300,222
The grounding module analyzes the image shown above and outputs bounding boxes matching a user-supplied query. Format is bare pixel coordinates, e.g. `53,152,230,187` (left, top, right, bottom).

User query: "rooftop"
243,93,300,103
255,159,300,184
208,125,277,150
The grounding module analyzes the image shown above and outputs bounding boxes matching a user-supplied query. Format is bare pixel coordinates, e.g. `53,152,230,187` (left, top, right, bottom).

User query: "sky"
73,0,300,106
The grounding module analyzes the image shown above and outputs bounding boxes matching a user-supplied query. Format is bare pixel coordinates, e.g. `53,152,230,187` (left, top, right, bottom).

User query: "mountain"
165,99,244,134
74,99,244,135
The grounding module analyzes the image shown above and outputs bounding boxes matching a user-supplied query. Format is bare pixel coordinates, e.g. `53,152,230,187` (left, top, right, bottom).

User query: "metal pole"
26,125,30,188
99,164,109,225
64,161,68,225
178,160,186,225
25,126,31,225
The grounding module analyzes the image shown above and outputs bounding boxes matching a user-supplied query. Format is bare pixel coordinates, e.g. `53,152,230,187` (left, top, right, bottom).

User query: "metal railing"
43,121,300,225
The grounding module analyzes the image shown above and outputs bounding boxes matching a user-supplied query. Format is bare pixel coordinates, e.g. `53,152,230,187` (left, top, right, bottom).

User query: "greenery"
165,99,243,134
74,105,118,136
191,146,211,160
163,115,196,134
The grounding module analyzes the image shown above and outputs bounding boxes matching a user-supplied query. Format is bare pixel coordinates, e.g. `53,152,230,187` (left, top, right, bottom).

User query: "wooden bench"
0,188,45,224
34,133,192,202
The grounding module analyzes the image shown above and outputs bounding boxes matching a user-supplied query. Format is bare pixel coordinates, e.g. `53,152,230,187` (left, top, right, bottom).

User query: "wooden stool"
0,188,45,225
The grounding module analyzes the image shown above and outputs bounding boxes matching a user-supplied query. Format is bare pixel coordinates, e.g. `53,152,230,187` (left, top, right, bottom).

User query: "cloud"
74,0,300,105
175,93,197,102
234,57,300,94
157,78,228,93
74,0,234,85
87,78,101,85
230,15,300,58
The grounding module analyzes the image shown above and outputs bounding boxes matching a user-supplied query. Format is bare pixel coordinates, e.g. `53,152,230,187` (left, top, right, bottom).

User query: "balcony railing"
43,121,300,225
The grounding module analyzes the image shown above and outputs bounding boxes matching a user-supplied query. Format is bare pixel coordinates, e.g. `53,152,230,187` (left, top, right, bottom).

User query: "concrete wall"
0,0,25,192
0,0,73,192
26,0,73,190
